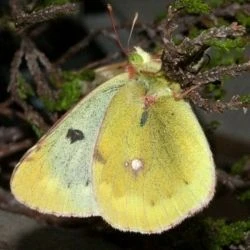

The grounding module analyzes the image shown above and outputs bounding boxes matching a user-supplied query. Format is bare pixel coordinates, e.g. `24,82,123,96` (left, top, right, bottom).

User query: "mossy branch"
161,2,250,112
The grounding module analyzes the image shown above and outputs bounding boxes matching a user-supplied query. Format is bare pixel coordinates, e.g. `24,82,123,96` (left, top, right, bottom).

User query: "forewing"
11,74,127,217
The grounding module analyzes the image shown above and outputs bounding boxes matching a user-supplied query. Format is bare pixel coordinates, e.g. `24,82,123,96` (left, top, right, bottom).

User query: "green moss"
236,12,250,28
208,46,245,67
206,0,225,8
164,218,250,250
204,37,247,69
43,80,81,112
30,124,44,138
188,27,203,38
203,218,250,250
16,76,35,100
154,12,167,23
238,190,250,202
206,37,247,52
63,69,95,82
205,83,225,100
240,95,250,105
173,0,210,14
43,69,95,112
231,155,249,175
39,0,80,7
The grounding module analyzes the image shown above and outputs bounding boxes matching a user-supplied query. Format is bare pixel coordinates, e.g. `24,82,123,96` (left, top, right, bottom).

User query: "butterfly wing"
11,74,127,217
93,79,215,233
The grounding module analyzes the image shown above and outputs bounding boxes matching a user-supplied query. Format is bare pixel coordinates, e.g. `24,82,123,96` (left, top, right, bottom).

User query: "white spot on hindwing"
125,158,144,173
132,159,143,171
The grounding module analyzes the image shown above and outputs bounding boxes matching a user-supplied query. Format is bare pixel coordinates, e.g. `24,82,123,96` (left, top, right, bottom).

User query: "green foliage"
17,76,35,100
206,37,247,52
43,70,95,112
206,38,246,67
206,0,224,8
30,124,44,138
154,12,168,23
188,27,203,38
43,80,81,112
173,0,210,14
203,218,250,250
165,218,250,250
238,190,250,202
231,155,249,175
236,12,250,28
240,95,250,105
39,0,79,7
230,156,250,203
208,46,245,67
205,83,225,100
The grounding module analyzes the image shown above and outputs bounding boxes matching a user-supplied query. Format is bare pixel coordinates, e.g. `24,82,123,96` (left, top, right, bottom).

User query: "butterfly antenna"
107,4,127,57
127,12,138,50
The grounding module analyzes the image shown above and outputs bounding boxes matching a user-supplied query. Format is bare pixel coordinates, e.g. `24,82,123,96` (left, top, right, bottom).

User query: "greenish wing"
11,73,127,217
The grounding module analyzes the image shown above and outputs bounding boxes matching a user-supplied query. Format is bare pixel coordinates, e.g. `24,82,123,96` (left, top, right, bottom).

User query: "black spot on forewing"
85,179,90,186
140,110,149,127
66,128,84,144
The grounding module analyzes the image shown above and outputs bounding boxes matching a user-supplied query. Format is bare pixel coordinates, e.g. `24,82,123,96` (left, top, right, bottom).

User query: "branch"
187,91,248,113
182,60,250,91
55,22,147,66
177,22,246,69
0,139,33,160
14,3,80,32
217,169,250,190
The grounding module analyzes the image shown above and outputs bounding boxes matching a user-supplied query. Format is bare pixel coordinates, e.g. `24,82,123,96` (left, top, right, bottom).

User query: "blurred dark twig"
14,3,80,33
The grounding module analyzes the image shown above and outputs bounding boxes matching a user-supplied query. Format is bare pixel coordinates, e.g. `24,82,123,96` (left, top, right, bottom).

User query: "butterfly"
11,47,215,234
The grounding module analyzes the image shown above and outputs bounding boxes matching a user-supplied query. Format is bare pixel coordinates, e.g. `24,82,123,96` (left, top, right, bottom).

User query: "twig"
0,105,28,121
55,22,148,66
8,41,25,93
187,91,248,113
0,101,50,134
85,51,121,69
0,139,33,159
176,60,250,97
217,169,250,190
55,29,103,66
23,37,55,99
9,0,20,18
0,126,27,143
214,3,250,18
161,20,247,85
14,3,80,32
178,22,246,70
